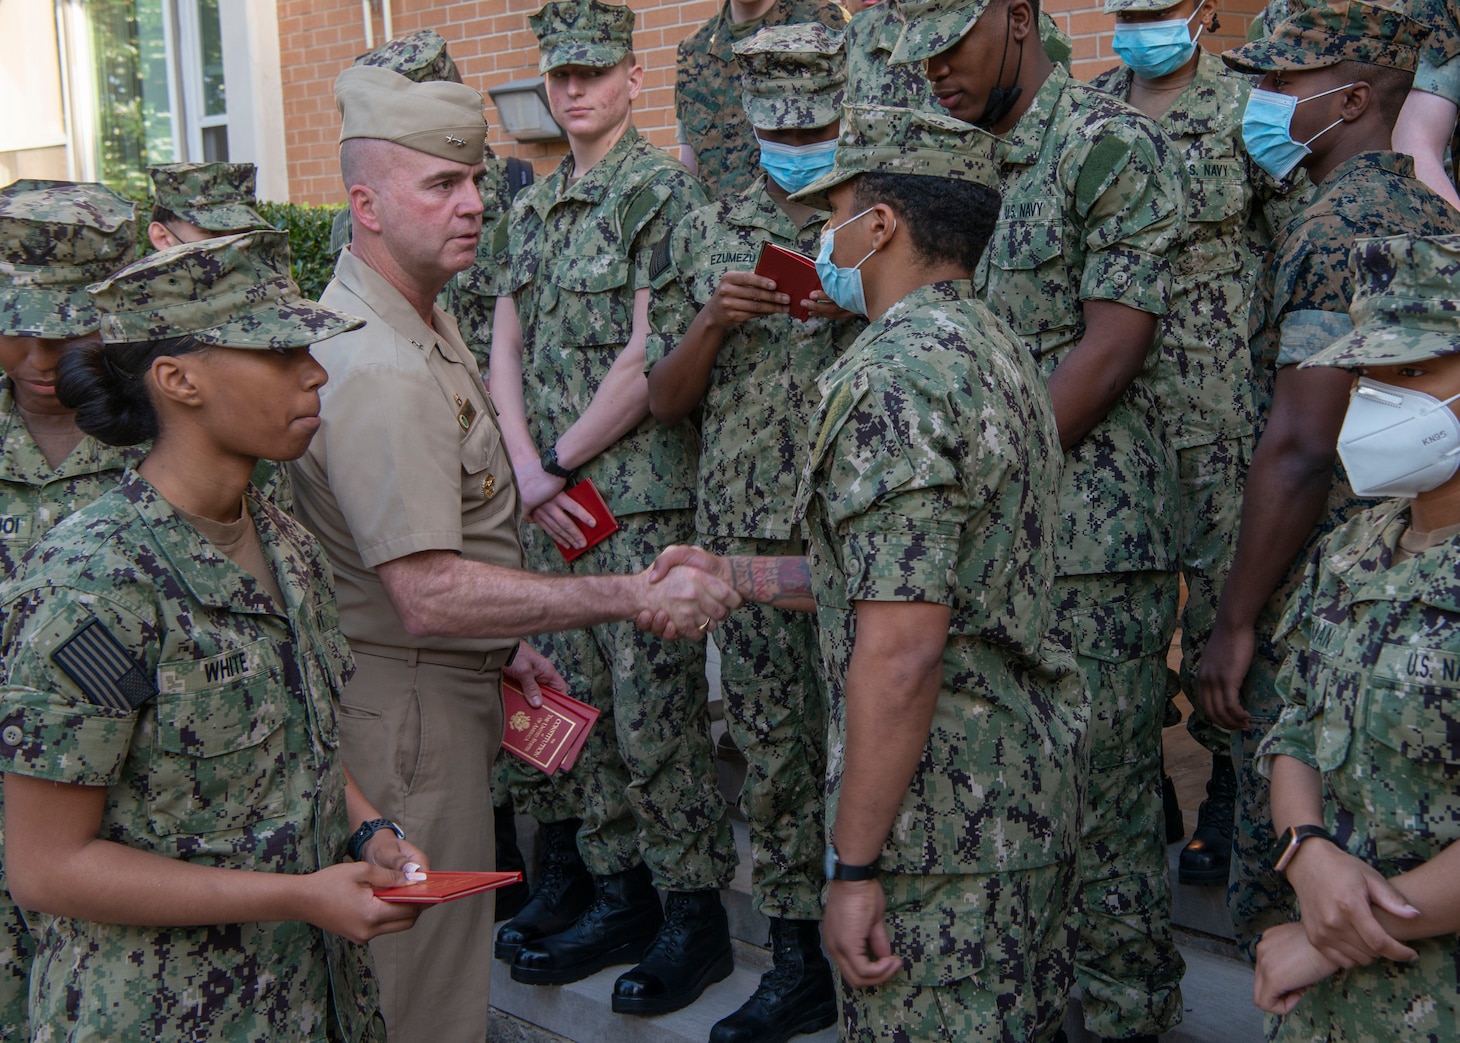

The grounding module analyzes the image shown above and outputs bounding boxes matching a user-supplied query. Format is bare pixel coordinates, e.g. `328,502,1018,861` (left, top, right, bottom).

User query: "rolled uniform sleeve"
319,361,468,568
0,591,151,786
1413,0,1460,103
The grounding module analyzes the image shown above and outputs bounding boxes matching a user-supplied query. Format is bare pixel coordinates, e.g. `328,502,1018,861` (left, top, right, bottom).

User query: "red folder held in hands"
500,678,600,774
552,478,620,563
375,871,524,903
754,241,822,322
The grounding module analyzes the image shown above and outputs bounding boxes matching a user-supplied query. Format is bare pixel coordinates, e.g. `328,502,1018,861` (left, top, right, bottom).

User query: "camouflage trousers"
1266,932,1459,1042
839,860,1078,1043
499,510,737,891
0,796,32,1043
1172,437,1250,755
702,533,826,921
1054,571,1185,1038
1229,620,1296,961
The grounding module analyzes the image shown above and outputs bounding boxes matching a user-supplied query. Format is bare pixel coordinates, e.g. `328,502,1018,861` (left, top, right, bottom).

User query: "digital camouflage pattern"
845,863,1079,1043
1223,0,1429,73
976,65,1184,578
843,1,940,112
1089,50,1310,739
676,0,848,200
1414,0,1460,105
0,179,135,338
147,162,270,233
648,175,860,539
795,279,1085,1036
506,125,705,518
1258,499,1460,1042
1303,232,1460,369
0,385,144,1043
734,23,845,131
0,471,382,1042
702,534,825,919
888,0,995,64
970,64,1186,1035
354,28,463,82
1051,570,1185,1036
645,170,855,915
501,515,737,888
90,229,362,349
793,103,1001,209
531,0,634,73
1229,151,1460,955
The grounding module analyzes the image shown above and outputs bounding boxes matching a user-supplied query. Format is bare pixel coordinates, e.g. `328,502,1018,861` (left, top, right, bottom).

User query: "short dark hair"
1331,60,1414,126
852,172,1002,274
150,203,181,227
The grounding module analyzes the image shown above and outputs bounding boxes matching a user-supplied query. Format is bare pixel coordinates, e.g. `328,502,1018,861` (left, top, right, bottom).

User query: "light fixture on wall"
488,80,565,143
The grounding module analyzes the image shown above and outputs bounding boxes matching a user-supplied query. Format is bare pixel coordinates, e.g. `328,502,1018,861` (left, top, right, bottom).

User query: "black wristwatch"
541,446,578,482
348,818,405,861
1271,824,1334,875
825,844,878,882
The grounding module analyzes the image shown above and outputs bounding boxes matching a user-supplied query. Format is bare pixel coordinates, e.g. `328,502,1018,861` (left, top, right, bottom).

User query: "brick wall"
279,0,1272,205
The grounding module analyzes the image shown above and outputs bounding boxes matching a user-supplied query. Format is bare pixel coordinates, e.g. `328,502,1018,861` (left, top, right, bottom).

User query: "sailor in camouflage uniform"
650,101,1087,1042
1248,232,1460,1042
0,178,139,1043
893,0,1188,1035
646,24,858,1042
490,0,739,1016
674,0,846,199
146,160,272,250
1090,0,1312,889
1199,0,1460,960
0,230,427,1043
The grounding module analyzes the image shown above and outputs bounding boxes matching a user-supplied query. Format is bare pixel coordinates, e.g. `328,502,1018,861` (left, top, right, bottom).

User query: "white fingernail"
405,871,427,882
403,862,421,874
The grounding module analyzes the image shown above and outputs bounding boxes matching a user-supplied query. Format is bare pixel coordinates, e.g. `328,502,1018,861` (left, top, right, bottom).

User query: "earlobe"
150,356,204,409
626,64,645,101
350,186,382,234
1008,0,1034,40
1343,83,1372,120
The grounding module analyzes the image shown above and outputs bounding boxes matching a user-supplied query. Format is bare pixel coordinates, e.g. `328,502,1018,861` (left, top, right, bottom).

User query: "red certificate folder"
552,478,620,563
500,678,600,774
374,870,524,903
753,241,822,322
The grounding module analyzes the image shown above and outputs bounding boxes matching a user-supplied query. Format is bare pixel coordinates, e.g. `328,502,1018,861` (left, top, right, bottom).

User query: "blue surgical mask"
758,136,838,194
1112,7,1204,80
814,206,886,317
1241,82,1354,180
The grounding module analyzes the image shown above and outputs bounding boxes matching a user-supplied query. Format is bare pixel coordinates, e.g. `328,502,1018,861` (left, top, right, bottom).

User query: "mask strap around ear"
851,215,896,272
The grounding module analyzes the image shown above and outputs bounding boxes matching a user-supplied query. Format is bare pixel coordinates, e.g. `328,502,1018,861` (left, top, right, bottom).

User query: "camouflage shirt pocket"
1364,679,1460,766
149,640,290,836
546,255,633,349
980,220,1074,338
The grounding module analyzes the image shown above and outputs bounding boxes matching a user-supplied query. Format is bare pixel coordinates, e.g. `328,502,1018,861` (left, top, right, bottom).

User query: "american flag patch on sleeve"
50,618,157,711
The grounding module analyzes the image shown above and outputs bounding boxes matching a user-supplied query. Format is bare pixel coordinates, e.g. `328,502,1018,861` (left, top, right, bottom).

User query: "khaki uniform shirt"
976,65,1187,578
291,247,522,653
0,471,378,1041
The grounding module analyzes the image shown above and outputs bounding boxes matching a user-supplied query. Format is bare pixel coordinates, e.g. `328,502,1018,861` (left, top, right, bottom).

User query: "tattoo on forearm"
730,556,811,606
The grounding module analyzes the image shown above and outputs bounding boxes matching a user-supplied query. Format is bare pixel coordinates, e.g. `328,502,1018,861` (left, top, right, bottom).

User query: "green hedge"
131,198,346,302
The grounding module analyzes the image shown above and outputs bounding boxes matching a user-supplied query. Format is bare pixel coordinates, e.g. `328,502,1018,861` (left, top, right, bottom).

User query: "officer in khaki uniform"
1251,232,1460,1040
146,161,272,250
289,64,741,1043
0,177,139,1043
646,25,857,1042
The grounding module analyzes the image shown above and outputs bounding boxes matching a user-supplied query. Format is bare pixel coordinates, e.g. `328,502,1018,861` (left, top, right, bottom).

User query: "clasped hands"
635,545,738,641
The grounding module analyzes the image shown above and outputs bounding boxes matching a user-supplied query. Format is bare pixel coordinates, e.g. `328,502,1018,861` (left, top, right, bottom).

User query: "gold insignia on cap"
482,473,497,499
445,134,466,147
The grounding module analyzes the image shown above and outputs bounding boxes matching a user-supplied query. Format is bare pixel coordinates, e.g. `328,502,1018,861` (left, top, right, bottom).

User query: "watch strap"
1273,824,1333,875
825,844,878,882
541,446,578,482
348,817,405,861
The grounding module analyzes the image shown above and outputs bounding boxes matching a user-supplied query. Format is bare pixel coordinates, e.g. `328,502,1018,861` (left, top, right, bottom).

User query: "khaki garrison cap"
90,230,362,350
790,103,1000,210
0,179,137,338
1223,0,1428,73
736,24,847,131
354,28,464,83
148,162,271,233
531,0,634,74
335,65,487,164
1303,233,1460,369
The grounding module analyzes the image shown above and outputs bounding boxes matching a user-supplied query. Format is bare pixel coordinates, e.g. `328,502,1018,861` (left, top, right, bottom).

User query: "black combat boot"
511,861,664,985
709,917,836,1043
493,801,531,922
1178,751,1237,886
1161,772,1185,845
494,817,593,961
611,888,734,1015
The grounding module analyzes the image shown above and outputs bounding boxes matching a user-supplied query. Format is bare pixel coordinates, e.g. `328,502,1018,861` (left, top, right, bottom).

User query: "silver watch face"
824,845,837,880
